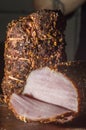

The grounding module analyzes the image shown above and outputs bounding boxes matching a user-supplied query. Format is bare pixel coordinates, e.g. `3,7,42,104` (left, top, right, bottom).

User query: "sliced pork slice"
9,61,86,124
10,93,74,123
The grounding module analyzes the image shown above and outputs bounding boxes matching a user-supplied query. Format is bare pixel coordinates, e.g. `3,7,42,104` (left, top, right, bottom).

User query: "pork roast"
1,10,86,124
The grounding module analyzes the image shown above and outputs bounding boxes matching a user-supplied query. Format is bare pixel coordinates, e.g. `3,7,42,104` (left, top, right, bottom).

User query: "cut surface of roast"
9,61,86,123
23,67,78,112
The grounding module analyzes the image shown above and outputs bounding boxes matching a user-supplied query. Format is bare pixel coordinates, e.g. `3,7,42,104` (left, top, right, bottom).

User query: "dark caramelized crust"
2,9,67,100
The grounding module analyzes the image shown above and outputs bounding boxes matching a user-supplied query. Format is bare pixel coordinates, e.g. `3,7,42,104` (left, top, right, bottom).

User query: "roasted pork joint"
9,61,86,123
1,9,86,124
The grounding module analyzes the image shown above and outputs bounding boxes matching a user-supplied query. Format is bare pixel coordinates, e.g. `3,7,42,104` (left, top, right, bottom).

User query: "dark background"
75,3,86,60
0,1,86,93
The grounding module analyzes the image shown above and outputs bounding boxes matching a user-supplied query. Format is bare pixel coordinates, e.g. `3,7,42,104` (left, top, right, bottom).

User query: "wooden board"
0,103,86,130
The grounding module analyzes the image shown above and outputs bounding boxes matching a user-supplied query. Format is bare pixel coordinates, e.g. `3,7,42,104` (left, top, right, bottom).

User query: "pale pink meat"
23,67,78,112
9,67,79,123
9,62,86,123
10,93,73,123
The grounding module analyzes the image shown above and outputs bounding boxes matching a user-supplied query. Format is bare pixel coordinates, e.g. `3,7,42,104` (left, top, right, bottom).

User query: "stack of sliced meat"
1,9,86,124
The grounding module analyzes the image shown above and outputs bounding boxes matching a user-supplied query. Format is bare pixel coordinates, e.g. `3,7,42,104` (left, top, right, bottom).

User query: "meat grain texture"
1,9,86,124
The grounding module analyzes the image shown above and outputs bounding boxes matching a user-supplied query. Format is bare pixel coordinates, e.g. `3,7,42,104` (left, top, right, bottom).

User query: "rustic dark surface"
0,103,86,130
